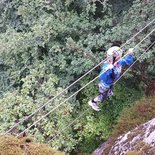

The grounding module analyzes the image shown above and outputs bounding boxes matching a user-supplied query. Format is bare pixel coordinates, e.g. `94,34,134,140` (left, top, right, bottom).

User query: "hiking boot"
88,100,101,111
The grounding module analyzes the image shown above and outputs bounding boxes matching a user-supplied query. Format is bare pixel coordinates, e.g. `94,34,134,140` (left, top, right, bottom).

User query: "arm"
99,63,113,80
116,48,134,66
118,54,134,66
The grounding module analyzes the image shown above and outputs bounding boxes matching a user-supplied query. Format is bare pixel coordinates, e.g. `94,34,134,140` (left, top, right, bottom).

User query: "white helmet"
107,46,122,58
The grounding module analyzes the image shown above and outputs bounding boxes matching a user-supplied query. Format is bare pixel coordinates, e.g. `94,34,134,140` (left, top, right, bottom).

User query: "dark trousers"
93,84,113,103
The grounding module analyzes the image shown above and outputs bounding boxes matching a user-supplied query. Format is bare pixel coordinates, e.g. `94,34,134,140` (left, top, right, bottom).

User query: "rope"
114,40,155,85
5,59,107,134
16,28,155,138
5,19,155,134
2,18,155,95
48,39,155,145
49,109,89,143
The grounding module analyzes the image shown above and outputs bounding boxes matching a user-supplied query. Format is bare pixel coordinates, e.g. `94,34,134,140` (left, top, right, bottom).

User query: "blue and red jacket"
99,54,134,88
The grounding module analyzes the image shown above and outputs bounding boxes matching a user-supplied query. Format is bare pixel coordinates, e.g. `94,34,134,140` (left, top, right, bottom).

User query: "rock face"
92,138,113,155
92,118,155,155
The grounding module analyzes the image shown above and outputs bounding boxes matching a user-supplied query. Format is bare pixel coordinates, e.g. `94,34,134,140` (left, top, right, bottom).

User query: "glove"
128,48,134,55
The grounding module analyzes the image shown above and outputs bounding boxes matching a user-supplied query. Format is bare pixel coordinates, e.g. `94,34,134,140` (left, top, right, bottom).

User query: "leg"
88,86,103,111
94,85,109,103
107,88,114,98
88,85,109,111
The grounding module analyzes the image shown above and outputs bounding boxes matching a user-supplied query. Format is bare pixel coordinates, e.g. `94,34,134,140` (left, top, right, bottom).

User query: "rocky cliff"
92,118,155,155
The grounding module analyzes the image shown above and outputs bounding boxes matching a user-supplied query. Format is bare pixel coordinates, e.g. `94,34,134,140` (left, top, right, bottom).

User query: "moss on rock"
125,151,140,155
113,95,155,137
0,135,65,155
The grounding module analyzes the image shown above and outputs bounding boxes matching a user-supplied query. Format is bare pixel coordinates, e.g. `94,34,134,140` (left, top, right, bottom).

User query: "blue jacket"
99,54,134,88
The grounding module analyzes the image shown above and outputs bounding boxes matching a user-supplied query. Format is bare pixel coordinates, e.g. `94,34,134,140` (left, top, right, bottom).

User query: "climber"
88,46,134,111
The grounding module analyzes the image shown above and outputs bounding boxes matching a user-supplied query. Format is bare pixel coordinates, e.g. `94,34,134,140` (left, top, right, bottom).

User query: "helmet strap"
112,56,116,64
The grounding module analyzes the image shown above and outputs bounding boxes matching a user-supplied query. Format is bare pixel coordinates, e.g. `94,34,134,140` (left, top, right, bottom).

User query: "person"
88,46,134,111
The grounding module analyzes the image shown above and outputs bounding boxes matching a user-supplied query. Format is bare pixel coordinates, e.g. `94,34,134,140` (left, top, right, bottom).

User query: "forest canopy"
0,0,155,154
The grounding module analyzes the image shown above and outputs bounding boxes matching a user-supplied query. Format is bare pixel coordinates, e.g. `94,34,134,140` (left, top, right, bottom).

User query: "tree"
0,0,154,154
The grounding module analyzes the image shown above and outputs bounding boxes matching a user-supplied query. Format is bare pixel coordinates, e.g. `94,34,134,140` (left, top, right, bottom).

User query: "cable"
16,28,155,137
5,19,155,134
48,39,155,145
12,27,155,136
114,40,155,85
121,18,155,46
49,109,89,143
5,58,107,134
2,18,155,96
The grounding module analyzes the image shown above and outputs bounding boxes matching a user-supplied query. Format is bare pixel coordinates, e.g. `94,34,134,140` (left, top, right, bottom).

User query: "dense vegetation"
0,0,154,154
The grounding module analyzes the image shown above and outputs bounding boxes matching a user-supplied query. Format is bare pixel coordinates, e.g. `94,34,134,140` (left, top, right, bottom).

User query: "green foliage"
73,76,143,153
0,61,80,152
0,0,154,154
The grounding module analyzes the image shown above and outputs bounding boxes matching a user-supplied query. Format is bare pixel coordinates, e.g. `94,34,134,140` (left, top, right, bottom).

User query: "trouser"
93,84,113,103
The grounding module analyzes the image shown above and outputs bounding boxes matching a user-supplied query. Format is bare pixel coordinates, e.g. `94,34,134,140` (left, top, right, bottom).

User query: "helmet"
106,46,123,63
107,46,122,58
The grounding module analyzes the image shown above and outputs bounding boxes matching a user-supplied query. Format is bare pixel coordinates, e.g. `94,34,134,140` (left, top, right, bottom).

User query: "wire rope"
16,28,155,137
5,19,155,134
